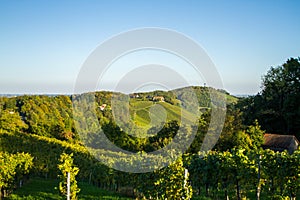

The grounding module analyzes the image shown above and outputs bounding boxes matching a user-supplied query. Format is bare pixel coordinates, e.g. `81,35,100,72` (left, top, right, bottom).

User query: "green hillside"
104,86,237,138
123,86,237,131
129,100,198,128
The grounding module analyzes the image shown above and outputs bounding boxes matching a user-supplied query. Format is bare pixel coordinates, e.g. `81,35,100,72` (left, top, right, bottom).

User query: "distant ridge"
0,94,69,97
234,94,251,98
0,86,237,99
0,94,23,97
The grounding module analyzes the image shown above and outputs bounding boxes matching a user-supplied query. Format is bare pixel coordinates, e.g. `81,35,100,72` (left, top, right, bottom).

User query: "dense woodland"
0,58,299,199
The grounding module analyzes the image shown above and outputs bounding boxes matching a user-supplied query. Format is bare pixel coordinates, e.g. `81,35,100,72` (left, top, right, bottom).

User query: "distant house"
152,96,164,102
263,133,299,154
99,104,107,111
129,94,139,98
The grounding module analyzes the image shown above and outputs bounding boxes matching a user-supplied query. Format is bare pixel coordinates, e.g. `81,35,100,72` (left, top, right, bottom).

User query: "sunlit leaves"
0,152,33,198
58,153,80,200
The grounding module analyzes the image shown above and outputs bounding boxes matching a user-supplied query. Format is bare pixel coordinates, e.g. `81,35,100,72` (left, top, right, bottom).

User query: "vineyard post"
67,172,70,200
256,154,262,200
184,168,189,198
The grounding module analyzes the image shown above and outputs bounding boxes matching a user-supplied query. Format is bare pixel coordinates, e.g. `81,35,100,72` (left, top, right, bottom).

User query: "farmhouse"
99,104,107,111
152,96,164,102
262,133,299,154
129,94,139,98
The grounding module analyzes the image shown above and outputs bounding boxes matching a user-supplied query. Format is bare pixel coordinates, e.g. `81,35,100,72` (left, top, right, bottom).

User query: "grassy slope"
7,178,133,200
225,93,238,104
128,86,238,129
129,100,198,128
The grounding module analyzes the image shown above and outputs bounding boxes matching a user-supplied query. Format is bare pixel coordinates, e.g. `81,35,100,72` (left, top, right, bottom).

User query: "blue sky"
1,0,300,95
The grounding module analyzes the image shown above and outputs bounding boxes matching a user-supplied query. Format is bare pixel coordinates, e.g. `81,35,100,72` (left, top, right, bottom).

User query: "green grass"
129,99,198,129
225,94,238,104
7,178,300,200
135,109,151,125
7,178,133,200
130,101,153,110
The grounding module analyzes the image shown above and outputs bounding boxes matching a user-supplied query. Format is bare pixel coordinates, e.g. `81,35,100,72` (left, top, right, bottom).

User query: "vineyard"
1,130,299,199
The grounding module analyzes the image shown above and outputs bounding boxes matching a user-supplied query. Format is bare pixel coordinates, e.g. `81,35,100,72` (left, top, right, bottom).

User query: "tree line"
238,57,300,139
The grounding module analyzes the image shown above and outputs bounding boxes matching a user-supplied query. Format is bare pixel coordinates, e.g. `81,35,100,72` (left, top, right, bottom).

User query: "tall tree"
239,57,300,138
0,110,28,133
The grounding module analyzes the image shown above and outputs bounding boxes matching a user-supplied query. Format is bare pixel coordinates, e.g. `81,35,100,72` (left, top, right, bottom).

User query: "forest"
0,57,299,199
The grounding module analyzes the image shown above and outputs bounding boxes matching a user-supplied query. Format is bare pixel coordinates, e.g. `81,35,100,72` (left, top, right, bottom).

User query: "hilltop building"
152,96,164,102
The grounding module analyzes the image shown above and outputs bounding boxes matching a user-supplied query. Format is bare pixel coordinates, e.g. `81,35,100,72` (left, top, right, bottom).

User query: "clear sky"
1,0,300,95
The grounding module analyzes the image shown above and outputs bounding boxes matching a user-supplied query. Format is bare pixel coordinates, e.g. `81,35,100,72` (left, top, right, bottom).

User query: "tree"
0,110,28,133
215,105,244,151
188,112,209,153
245,120,265,151
239,57,300,138
58,153,80,200
262,57,300,134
